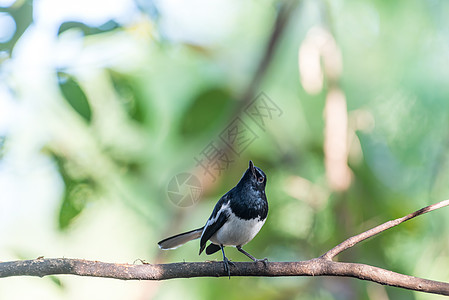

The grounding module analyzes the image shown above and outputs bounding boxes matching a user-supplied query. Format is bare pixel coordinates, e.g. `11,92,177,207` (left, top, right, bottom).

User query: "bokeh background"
1,0,449,299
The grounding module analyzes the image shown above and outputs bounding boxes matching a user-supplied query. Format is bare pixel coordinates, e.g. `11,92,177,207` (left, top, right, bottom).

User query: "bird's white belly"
210,214,266,246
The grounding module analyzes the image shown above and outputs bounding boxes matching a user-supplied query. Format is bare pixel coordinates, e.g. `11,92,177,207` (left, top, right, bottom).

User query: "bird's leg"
220,245,234,278
236,246,268,266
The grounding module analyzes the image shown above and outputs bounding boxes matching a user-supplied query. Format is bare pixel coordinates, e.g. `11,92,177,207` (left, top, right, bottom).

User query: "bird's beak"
249,160,256,177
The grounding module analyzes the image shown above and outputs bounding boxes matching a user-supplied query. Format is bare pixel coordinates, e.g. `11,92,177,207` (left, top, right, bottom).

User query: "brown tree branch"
1,258,449,295
1,200,449,296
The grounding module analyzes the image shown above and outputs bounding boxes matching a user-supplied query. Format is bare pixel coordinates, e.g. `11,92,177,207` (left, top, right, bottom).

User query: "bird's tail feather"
158,227,204,250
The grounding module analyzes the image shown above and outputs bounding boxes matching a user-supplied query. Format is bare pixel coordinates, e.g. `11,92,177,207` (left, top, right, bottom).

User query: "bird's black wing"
199,194,231,255
205,243,221,255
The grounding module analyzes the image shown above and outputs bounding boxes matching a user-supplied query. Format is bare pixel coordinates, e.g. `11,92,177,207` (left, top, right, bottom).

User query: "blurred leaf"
58,20,120,36
51,153,94,230
180,87,233,137
48,275,65,289
57,72,92,123
58,183,92,230
108,70,147,124
0,0,33,54
134,0,159,19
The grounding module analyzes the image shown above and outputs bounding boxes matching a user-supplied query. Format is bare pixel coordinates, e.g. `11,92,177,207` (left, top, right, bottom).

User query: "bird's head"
247,160,266,190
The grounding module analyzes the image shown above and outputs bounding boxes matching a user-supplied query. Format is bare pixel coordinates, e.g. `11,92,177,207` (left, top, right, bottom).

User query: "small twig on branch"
235,0,298,111
1,200,449,296
320,199,449,260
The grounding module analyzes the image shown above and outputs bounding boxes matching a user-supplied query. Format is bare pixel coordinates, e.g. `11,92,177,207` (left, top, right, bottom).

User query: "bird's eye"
258,177,264,183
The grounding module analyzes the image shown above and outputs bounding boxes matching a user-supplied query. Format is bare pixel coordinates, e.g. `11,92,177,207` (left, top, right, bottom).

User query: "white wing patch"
200,201,230,241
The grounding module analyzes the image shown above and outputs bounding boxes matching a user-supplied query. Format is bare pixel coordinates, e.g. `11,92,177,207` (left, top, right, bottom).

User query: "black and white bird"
158,160,269,277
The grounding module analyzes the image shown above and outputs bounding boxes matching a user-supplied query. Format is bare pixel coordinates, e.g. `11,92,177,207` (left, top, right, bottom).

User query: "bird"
158,160,269,277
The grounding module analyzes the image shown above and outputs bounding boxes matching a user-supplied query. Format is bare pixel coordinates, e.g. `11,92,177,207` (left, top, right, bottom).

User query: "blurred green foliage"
180,87,234,138
57,72,92,123
0,0,33,54
1,0,449,299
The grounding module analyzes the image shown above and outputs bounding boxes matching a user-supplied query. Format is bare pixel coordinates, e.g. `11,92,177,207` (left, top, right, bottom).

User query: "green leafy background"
1,0,449,299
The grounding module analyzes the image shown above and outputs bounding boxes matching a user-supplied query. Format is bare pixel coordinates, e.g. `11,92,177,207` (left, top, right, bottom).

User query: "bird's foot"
254,257,269,267
223,257,235,279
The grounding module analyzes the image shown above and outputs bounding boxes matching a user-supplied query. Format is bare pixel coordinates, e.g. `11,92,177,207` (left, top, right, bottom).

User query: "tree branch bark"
1,258,449,296
1,200,449,296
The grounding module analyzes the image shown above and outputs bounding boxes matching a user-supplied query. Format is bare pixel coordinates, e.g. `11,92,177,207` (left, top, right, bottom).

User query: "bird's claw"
223,257,235,278
255,257,269,267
